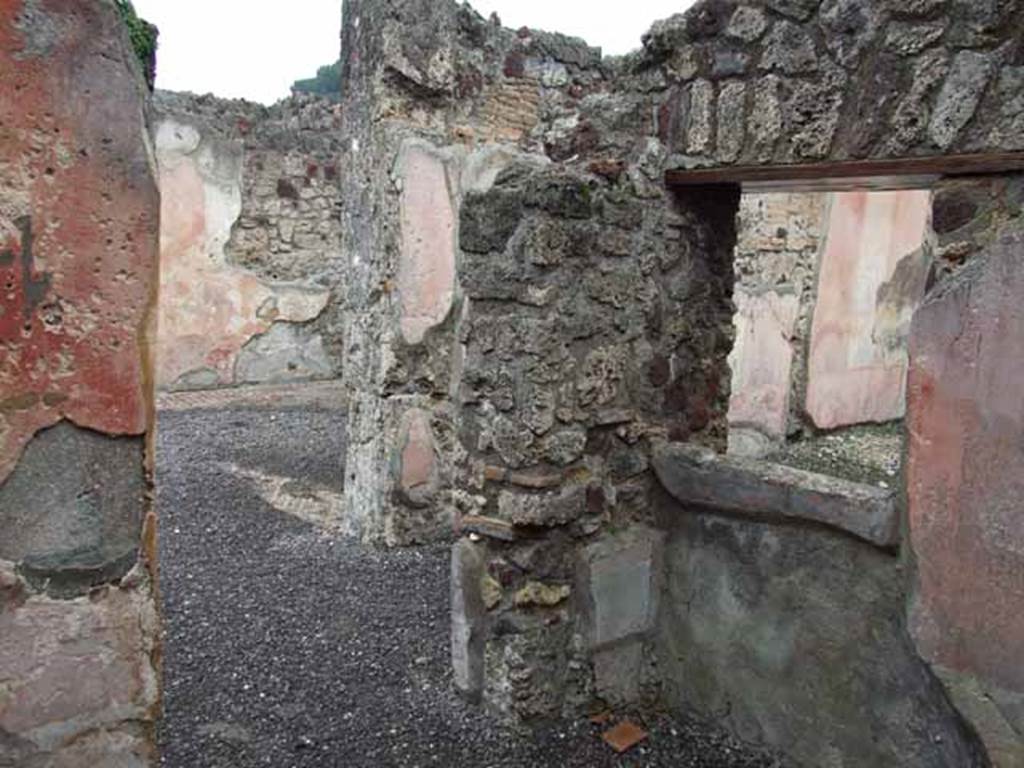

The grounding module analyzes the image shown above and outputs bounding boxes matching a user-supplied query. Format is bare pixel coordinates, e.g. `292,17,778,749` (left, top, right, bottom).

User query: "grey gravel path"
156,403,785,768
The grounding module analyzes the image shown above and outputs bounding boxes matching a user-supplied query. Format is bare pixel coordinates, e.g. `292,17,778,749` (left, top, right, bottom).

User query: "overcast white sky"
132,0,696,104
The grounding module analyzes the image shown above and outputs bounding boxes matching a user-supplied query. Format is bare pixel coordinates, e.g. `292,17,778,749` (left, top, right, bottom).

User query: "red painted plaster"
0,0,158,482
907,221,1024,695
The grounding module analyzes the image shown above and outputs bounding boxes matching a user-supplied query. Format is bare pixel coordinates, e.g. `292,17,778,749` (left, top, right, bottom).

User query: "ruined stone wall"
653,0,1024,168
337,0,629,545
341,0,1024,764
153,92,344,391
0,1,160,764
453,174,737,716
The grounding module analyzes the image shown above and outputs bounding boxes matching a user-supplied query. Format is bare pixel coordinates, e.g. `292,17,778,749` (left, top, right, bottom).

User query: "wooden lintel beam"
664,152,1024,192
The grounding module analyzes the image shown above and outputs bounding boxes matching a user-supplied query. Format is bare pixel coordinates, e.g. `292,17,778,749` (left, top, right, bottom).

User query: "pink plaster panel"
805,190,930,429
399,408,437,501
396,144,456,345
907,221,1024,700
728,290,800,441
0,0,159,482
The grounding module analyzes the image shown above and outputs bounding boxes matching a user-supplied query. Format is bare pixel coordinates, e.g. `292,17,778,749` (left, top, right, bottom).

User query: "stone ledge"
651,442,900,549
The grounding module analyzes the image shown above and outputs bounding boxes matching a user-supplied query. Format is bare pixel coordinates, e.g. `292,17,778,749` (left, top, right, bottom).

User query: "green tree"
292,60,342,100
114,0,159,91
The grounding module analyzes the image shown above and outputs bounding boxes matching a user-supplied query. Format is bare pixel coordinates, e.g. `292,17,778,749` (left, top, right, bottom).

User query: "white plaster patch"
218,462,347,533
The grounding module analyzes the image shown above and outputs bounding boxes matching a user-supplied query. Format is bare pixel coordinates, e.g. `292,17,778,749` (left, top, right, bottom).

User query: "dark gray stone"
451,538,486,699
524,175,594,220
726,6,768,42
656,510,989,767
651,442,900,548
0,422,145,597
577,527,664,650
760,21,819,75
716,81,747,162
881,0,949,15
991,67,1024,151
884,21,947,57
819,0,881,68
748,76,782,161
711,46,751,78
764,0,823,21
460,189,524,254
930,50,996,149
499,486,586,527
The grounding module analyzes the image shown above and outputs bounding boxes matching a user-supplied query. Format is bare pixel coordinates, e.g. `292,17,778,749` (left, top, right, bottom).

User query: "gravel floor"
767,422,904,488
156,403,785,768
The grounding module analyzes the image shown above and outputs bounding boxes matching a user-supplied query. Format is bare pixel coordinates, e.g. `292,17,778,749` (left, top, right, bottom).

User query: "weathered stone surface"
0,0,157,483
499,486,586,528
764,0,823,21
451,539,486,699
683,79,714,155
396,141,457,345
929,50,996,149
577,527,664,650
656,508,988,768
805,190,931,430
884,21,947,57
0,423,144,596
234,322,333,385
907,216,1024,764
154,112,333,391
652,442,900,548
0,583,159,760
716,82,747,163
726,6,768,42
761,22,818,75
991,67,1024,152
593,641,644,707
819,0,882,69
460,188,523,254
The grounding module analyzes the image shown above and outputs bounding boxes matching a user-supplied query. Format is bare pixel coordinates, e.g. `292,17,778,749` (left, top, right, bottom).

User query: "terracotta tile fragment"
602,720,648,754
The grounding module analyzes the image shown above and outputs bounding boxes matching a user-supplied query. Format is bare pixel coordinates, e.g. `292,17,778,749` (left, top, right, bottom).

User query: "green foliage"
292,60,342,100
113,0,159,90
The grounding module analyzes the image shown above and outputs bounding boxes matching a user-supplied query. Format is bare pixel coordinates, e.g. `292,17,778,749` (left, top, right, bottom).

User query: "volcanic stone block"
451,539,486,699
652,442,899,548
930,50,996,149
577,527,664,650
498,486,586,528
0,422,144,598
